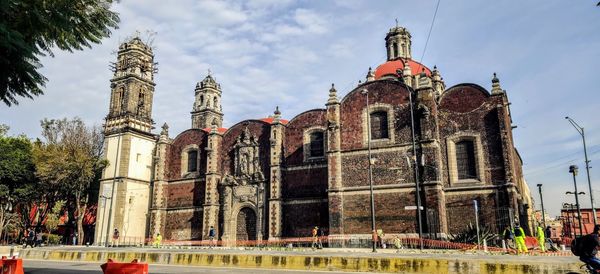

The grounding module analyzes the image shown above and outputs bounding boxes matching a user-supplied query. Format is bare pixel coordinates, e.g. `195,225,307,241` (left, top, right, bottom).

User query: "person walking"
393,236,402,253
153,233,162,248
536,225,546,252
376,229,385,249
35,231,43,247
112,228,119,247
502,226,514,250
208,226,216,248
317,226,324,249
311,226,319,250
514,224,528,254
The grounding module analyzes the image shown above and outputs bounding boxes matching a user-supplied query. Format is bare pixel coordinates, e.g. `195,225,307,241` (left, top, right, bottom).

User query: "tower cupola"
385,24,412,60
192,70,224,129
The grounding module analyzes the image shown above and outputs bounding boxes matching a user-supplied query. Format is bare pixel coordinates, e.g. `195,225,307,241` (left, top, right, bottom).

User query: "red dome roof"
374,59,431,79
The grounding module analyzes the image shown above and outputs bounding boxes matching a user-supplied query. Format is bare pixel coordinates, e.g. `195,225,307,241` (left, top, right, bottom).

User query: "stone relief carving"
219,126,267,244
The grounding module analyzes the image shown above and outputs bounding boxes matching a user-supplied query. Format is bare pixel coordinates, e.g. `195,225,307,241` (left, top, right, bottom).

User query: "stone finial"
273,106,281,123
160,122,169,136
366,67,375,82
491,72,504,95
327,83,339,104
432,65,441,81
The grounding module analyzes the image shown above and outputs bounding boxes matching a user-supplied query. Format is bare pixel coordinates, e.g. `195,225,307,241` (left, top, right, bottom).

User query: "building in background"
94,25,533,245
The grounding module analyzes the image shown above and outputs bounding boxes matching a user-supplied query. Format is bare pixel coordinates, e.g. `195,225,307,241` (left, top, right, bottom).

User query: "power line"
419,0,442,64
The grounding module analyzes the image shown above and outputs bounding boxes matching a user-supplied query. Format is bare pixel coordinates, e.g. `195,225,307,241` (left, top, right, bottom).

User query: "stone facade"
96,26,533,246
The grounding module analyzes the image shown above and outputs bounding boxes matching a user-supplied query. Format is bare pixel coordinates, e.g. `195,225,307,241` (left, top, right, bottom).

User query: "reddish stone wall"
165,129,208,180
341,150,411,188
339,80,411,151
164,210,203,240
166,180,206,208
284,109,327,165
445,191,499,234
438,84,506,186
282,167,328,199
282,201,329,237
342,191,417,234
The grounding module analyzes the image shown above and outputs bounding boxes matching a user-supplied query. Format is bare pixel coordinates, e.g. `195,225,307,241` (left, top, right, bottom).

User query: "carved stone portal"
220,127,267,244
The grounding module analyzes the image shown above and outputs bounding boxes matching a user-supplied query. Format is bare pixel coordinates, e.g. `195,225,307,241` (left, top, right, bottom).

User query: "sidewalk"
18,246,582,273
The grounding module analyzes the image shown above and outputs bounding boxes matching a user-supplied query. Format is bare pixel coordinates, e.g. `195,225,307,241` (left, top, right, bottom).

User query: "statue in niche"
233,126,263,184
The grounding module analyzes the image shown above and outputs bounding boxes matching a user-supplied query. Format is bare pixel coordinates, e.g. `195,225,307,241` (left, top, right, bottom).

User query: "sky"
1,1,599,218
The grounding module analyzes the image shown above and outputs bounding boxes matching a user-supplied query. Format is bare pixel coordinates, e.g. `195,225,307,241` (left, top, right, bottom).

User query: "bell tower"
95,36,157,246
385,23,412,60
191,71,223,129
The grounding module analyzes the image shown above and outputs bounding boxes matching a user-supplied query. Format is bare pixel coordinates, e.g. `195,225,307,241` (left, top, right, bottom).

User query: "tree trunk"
0,209,5,241
76,193,85,246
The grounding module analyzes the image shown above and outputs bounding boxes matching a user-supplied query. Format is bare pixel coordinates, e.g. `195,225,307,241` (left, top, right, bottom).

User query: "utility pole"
566,117,596,226
537,184,546,228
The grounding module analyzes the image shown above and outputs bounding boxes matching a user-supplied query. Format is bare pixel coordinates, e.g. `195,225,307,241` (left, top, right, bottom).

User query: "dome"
374,59,431,79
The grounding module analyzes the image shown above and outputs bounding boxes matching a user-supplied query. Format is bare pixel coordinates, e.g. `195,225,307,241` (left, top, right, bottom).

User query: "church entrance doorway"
236,207,257,242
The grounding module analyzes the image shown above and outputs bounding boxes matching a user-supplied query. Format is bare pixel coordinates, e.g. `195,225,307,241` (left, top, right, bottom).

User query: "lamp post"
569,165,584,237
566,117,596,226
407,86,424,250
536,184,546,228
362,88,377,253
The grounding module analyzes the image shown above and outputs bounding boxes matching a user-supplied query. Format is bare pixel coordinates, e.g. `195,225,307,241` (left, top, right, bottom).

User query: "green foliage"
449,223,497,245
34,117,105,243
44,200,65,232
45,233,61,245
0,0,120,106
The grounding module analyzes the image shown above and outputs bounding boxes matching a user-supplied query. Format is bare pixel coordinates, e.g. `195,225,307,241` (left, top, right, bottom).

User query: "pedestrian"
502,226,514,250
393,236,402,253
23,229,35,248
208,226,216,248
36,231,43,247
573,224,600,271
317,226,324,249
72,233,78,246
513,224,528,254
311,226,319,249
376,229,385,248
153,233,162,248
536,224,545,252
112,228,119,247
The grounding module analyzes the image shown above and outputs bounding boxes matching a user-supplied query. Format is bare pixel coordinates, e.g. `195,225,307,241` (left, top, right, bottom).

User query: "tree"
0,0,120,106
0,125,36,240
33,118,106,244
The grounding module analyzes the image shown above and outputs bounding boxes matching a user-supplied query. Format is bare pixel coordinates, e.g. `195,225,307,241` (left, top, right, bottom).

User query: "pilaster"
326,84,344,236
268,108,284,241
202,126,222,240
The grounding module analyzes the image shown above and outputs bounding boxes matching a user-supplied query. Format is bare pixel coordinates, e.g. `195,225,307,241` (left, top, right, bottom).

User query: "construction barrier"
100,259,148,274
0,256,24,274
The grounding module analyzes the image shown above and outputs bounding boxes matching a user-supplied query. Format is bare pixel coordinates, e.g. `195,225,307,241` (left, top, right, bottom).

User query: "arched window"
455,140,477,180
392,42,398,58
213,97,218,109
309,131,324,157
199,95,204,107
370,111,389,140
137,90,145,114
187,150,198,172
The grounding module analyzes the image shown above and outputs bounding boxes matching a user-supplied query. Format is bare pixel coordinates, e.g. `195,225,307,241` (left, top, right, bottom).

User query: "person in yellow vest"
536,225,545,252
514,224,528,254
153,233,162,248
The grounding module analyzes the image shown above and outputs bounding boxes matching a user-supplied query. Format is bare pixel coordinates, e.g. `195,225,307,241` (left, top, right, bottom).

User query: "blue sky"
1,1,599,217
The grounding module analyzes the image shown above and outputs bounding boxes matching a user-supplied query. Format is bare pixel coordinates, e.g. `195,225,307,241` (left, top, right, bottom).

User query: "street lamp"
569,165,584,237
407,85,424,250
362,88,377,253
537,184,546,228
566,117,596,226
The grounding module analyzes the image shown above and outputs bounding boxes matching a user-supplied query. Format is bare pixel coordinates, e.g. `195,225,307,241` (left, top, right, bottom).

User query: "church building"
94,25,533,245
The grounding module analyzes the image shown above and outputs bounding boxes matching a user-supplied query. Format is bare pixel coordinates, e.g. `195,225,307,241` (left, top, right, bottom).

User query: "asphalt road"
23,260,366,274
